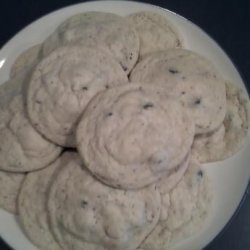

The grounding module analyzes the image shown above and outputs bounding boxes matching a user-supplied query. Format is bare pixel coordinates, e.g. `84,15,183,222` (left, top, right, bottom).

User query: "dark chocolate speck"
143,103,154,109
81,200,88,208
169,68,179,74
194,98,201,105
197,170,203,178
122,65,128,71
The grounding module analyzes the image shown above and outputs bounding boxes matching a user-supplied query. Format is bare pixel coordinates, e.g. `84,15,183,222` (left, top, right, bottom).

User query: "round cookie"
42,12,139,74
126,11,183,57
76,84,195,189
130,49,227,134
27,45,128,147
140,159,211,250
0,75,62,172
10,44,42,78
18,153,68,250
0,170,25,214
192,82,250,162
48,153,161,250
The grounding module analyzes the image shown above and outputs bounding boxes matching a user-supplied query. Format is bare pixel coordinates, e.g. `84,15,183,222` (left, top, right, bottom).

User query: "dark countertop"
0,0,249,249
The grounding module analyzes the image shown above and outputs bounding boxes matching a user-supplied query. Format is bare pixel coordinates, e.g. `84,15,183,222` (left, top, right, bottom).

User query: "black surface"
0,0,249,249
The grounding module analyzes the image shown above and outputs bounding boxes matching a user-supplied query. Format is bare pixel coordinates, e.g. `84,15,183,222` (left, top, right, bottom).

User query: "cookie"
10,44,41,78
130,49,227,134
140,159,211,250
76,84,194,189
126,11,183,57
0,75,62,172
192,82,250,162
18,153,67,250
42,12,139,74
48,152,161,250
27,45,128,147
0,170,25,214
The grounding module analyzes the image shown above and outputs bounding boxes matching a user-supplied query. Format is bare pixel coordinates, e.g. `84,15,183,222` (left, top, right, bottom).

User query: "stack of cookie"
0,11,249,250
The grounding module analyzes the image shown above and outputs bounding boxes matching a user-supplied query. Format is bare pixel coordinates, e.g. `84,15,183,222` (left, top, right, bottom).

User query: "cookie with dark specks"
140,158,211,250
48,153,161,250
127,11,183,57
76,83,194,189
27,45,128,147
18,153,68,250
0,74,62,172
192,82,250,162
42,12,139,74
130,49,227,134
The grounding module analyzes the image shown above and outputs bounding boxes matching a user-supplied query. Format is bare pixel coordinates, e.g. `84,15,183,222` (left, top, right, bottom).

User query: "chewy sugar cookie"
0,74,62,172
192,82,250,162
27,45,128,147
140,158,211,250
18,153,68,250
127,11,183,57
48,153,161,250
42,12,139,74
76,84,194,189
130,49,227,134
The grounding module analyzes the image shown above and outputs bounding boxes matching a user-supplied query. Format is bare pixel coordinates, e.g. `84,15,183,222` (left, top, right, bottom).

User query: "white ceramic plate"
0,1,249,250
